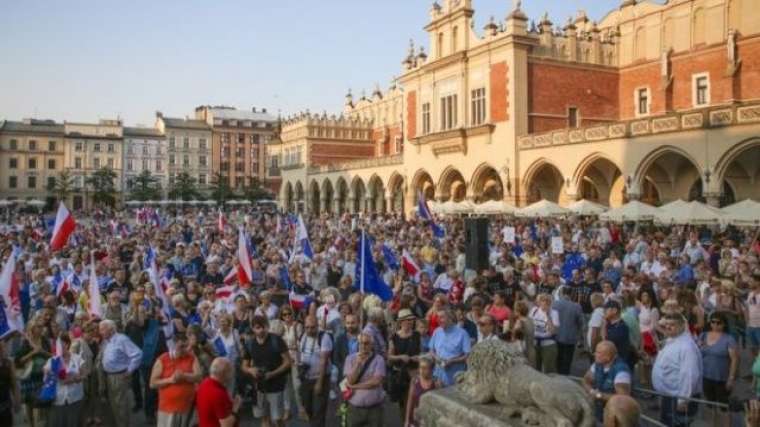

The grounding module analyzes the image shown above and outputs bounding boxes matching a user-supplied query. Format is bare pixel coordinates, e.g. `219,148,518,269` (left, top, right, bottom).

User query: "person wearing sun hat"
388,309,421,415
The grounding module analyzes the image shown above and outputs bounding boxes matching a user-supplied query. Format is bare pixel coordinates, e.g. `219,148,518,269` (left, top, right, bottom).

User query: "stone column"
365,197,374,213
347,196,356,214
320,197,329,214
385,196,394,213
333,197,342,214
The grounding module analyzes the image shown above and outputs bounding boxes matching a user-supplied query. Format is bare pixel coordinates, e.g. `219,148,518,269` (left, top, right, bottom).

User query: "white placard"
502,226,516,243
551,236,564,254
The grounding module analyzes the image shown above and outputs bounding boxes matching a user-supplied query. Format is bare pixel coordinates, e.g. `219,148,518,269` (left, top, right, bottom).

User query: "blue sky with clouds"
1,0,631,126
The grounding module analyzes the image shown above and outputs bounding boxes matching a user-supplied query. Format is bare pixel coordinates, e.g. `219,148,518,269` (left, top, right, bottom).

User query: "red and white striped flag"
237,228,253,288
402,249,421,282
218,209,226,233
50,202,76,251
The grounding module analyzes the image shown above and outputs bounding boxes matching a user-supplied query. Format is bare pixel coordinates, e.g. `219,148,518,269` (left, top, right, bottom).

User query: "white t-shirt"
530,307,560,346
587,307,605,349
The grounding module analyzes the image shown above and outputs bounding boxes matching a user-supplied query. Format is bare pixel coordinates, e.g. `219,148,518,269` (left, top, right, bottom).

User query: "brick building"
277,0,760,214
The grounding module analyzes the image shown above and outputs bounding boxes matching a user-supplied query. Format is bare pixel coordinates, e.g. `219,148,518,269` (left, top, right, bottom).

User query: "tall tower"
426,0,474,60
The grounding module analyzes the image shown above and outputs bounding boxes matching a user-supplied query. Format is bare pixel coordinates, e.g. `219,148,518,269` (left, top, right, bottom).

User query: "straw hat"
397,308,417,321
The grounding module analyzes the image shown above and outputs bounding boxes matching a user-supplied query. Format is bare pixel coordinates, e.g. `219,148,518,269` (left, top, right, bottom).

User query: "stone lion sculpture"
455,339,594,427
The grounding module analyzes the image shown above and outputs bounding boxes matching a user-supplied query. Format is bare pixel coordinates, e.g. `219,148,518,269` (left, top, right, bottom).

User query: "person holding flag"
42,333,87,427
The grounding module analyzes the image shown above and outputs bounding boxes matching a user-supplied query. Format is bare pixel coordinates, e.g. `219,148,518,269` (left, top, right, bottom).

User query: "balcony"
518,101,760,151
308,154,403,174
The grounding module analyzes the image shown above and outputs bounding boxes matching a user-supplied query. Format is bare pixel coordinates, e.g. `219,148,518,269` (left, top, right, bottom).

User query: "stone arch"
572,153,625,207
411,169,435,203
635,146,702,206
470,163,504,203
714,137,760,203
438,166,467,202
351,176,367,213
282,181,294,212
387,172,405,213
321,178,335,214
309,180,321,214
367,174,385,213
294,181,305,213
335,177,349,214
522,158,566,204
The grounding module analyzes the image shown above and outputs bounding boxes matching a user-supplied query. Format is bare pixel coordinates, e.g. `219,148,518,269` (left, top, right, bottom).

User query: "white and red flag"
402,249,421,282
218,209,226,233
50,202,76,251
237,227,253,287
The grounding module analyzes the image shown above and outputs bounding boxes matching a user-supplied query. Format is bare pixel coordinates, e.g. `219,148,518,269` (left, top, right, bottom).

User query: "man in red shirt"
196,357,241,427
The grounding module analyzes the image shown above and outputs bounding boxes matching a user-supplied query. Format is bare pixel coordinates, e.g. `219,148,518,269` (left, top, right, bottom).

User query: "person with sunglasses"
698,312,738,426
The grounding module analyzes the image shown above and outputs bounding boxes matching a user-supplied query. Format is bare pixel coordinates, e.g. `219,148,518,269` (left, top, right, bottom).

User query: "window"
394,136,403,154
238,134,245,144
223,147,231,157
8,176,17,189
127,145,133,155
9,158,17,169
48,141,56,151
142,145,148,155
9,139,17,150
169,137,175,149
169,174,175,185
422,102,431,135
93,157,100,168
75,142,83,152
156,159,162,171
235,177,244,188
107,144,114,153
199,174,207,185
47,177,55,189
235,162,244,172
74,157,82,169
183,155,189,167
28,140,37,151
169,155,175,166
47,159,56,170
156,146,162,155
27,176,36,189
236,147,244,157
636,88,650,116
28,158,37,170
221,162,230,172
73,176,82,188
127,159,133,171
142,159,147,170
452,26,458,52
693,74,710,107
440,94,458,131
107,158,114,168
437,32,444,58
252,134,260,144
568,107,579,128
471,88,487,125
183,137,189,149
199,139,207,150
93,143,101,152
199,156,207,167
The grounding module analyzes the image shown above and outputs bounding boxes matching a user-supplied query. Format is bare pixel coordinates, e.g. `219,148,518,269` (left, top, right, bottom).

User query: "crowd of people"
1,205,760,427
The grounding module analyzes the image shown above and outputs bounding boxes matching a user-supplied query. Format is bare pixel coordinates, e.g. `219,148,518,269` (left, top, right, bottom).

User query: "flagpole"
360,229,366,328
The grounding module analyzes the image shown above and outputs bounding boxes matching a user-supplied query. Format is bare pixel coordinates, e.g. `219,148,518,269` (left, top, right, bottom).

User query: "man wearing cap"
601,300,634,370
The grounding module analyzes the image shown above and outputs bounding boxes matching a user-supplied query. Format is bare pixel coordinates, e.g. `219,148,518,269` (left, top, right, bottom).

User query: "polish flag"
237,227,253,287
223,267,238,285
0,253,24,338
218,210,226,233
402,250,421,282
215,285,235,300
289,291,312,311
50,202,76,251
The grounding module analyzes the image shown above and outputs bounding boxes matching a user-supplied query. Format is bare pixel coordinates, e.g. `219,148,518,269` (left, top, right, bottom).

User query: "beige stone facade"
275,0,760,215
155,113,213,189
0,119,65,204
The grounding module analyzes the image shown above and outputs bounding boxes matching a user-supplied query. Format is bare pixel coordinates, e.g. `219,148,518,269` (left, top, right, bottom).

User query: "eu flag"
354,230,393,301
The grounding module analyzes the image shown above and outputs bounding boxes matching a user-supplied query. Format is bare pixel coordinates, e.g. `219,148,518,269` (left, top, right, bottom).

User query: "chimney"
262,108,267,113
252,107,257,113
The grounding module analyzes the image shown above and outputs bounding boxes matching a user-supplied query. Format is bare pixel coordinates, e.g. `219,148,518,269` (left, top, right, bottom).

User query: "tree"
48,169,74,203
168,172,200,201
239,177,272,201
86,167,118,207
129,170,162,201
209,172,234,204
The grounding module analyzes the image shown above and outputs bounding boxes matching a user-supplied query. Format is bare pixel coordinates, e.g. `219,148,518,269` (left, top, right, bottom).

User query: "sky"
1,0,625,127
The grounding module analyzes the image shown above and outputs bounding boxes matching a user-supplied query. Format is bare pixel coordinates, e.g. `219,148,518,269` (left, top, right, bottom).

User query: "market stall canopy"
654,200,724,225
567,199,608,216
721,199,760,226
599,200,662,222
516,199,570,218
473,200,518,215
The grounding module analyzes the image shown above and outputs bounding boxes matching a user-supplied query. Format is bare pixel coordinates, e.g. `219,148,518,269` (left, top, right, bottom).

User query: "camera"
297,363,310,381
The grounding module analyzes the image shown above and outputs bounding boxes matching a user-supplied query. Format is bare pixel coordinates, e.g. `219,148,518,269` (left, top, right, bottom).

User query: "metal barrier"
566,375,730,426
